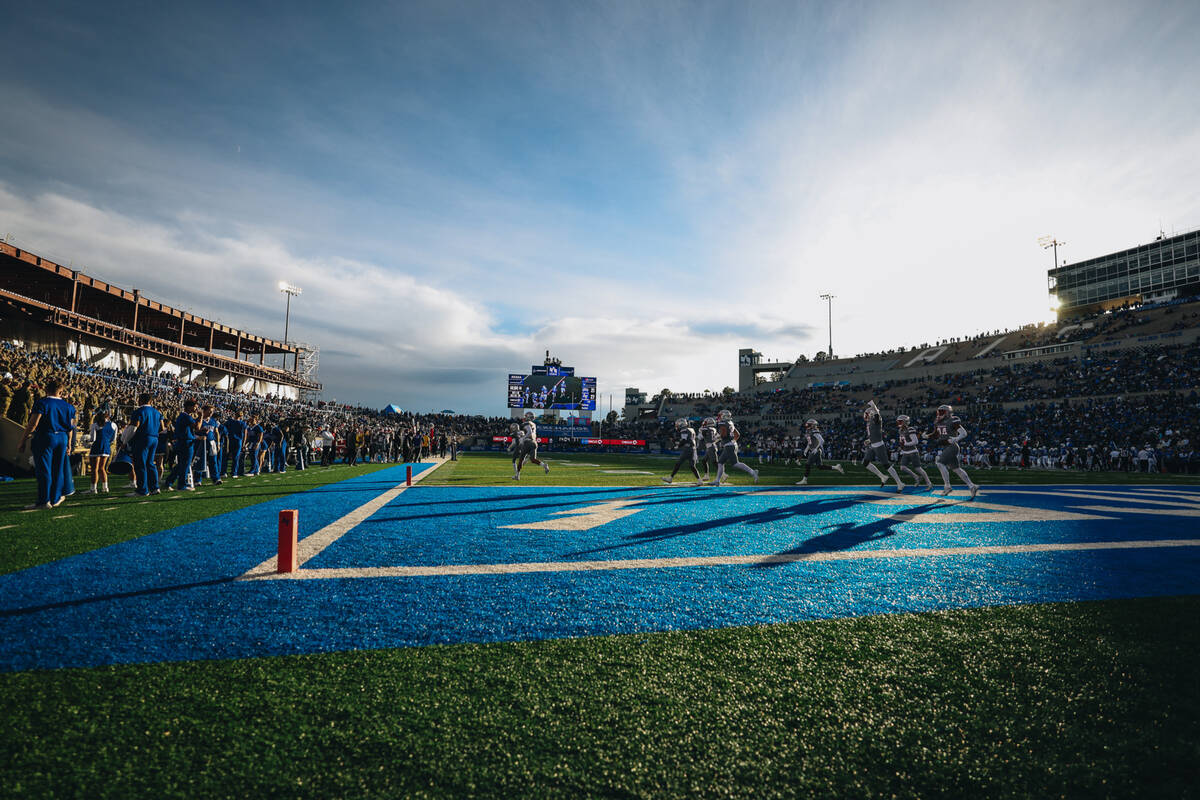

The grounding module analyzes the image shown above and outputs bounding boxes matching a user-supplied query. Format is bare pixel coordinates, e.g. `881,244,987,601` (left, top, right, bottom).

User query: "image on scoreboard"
507,373,596,410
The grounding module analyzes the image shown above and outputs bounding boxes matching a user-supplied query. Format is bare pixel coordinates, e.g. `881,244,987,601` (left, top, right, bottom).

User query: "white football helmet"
524,411,535,421
675,418,688,430
936,404,953,419
863,400,880,419
805,419,819,432
702,417,716,428
509,423,519,433
896,415,910,426
717,409,732,423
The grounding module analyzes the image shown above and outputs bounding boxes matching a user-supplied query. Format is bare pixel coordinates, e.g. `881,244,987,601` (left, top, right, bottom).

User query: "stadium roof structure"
0,241,320,391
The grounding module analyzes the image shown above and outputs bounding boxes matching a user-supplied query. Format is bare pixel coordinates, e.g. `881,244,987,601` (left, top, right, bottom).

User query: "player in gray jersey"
512,411,550,480
862,401,906,492
507,423,523,470
895,415,933,490
663,418,704,485
927,404,979,498
713,409,759,486
697,417,719,482
795,419,844,485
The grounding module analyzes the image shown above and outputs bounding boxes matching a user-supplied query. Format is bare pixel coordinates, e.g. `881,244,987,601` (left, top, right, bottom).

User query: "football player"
928,405,979,499
795,418,844,485
512,412,551,480
713,409,759,486
895,415,933,490
862,401,905,492
663,418,703,485
698,416,719,482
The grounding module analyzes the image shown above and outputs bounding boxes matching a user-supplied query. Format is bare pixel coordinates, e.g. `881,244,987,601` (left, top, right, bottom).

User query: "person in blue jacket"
126,393,163,496
166,399,203,491
17,379,76,509
272,419,287,473
246,415,265,476
224,409,246,477
201,406,224,485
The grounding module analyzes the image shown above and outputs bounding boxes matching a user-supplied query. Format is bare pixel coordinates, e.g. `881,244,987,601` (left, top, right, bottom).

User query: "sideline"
247,538,1200,580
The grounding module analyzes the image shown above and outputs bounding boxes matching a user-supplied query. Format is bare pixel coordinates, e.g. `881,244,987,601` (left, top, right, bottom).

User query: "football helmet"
896,415,910,426
702,417,716,428
524,411,535,421
675,418,688,430
717,409,732,423
509,423,519,434
805,419,819,432
936,404,953,419
863,400,880,419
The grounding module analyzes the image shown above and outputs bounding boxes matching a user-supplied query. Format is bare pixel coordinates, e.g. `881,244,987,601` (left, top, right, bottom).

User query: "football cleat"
939,486,952,496
662,477,673,484
796,477,808,485
969,484,980,500
832,463,844,474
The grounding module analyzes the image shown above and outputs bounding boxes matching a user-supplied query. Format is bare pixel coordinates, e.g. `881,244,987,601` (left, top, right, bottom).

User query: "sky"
2,0,1198,415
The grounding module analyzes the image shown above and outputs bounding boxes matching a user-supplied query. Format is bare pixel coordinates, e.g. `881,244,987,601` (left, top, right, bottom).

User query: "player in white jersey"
663,418,704,485
713,409,759,486
862,401,905,492
697,417,719,482
927,405,979,499
894,415,933,490
512,412,550,480
795,419,844,485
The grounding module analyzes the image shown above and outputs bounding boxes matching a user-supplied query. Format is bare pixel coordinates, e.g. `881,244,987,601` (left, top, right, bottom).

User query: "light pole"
819,293,835,360
1038,235,1065,268
279,282,301,370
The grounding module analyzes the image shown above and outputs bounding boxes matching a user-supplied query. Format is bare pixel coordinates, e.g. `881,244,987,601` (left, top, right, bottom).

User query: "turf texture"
1,597,1196,799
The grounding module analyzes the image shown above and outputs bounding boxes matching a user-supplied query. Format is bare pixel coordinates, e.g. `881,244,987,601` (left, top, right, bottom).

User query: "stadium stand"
624,296,1200,474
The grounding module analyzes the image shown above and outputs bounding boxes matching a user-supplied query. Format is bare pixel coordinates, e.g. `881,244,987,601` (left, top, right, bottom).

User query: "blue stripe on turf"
0,483,1197,672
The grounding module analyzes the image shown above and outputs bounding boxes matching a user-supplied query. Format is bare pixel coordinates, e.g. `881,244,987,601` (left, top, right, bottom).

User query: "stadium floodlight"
1038,235,1066,268
279,282,302,348
819,293,835,360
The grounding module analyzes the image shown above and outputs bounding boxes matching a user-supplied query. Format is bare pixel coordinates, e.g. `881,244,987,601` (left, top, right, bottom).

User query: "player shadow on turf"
566,495,883,557
0,575,239,618
368,488,726,526
753,502,942,567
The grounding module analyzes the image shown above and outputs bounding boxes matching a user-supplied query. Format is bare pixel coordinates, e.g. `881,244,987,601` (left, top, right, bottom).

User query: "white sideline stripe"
1053,490,1200,508
1074,505,1200,517
239,459,447,578
243,538,1200,581
52,514,75,520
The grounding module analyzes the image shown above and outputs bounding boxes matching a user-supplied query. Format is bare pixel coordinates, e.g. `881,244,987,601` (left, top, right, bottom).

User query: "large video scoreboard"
507,364,596,410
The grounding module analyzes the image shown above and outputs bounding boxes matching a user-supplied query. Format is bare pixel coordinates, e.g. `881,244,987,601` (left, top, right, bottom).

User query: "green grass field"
2,453,1197,798
429,450,1200,487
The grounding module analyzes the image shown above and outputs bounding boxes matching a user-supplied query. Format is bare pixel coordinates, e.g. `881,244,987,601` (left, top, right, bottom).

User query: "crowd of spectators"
3,342,510,508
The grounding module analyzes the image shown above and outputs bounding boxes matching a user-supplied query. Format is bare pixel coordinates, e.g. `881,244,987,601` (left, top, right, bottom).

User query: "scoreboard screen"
507,370,596,410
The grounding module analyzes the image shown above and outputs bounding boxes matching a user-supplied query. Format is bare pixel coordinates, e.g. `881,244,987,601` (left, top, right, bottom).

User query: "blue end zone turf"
2,476,1198,672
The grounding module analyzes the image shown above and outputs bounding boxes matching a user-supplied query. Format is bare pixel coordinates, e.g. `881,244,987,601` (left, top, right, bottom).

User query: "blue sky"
2,1,1199,414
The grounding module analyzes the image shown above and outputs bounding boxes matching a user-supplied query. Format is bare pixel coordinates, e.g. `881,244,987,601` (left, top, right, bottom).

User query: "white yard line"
238,459,447,579
244,538,1200,581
